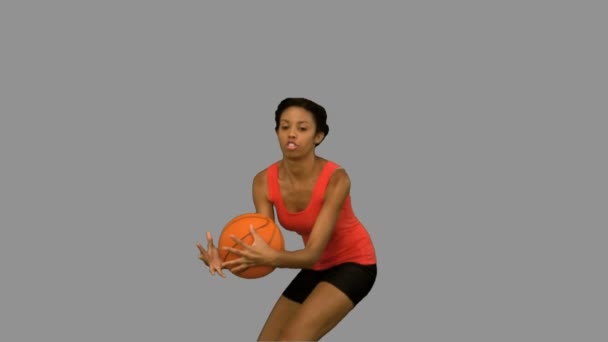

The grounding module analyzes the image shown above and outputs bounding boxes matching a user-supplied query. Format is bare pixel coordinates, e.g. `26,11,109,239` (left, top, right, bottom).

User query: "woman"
197,98,377,341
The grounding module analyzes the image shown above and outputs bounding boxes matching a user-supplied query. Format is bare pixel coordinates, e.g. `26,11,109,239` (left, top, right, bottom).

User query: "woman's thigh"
257,295,301,342
278,263,377,341
278,281,354,341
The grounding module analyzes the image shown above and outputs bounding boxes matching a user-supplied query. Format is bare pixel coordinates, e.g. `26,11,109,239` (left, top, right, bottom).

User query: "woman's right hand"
197,231,226,277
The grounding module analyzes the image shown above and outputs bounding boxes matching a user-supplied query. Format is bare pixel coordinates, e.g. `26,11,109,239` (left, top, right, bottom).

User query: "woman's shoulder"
321,160,351,198
321,158,346,173
253,161,280,184
321,158,350,184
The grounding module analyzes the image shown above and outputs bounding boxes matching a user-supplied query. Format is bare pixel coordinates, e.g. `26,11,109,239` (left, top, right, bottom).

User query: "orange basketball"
218,212,285,279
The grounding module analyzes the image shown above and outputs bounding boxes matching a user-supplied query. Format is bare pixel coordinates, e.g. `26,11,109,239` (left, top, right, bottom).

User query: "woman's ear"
315,132,325,145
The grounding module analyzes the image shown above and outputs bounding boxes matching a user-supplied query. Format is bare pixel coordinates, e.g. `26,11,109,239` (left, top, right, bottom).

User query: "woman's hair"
274,98,330,146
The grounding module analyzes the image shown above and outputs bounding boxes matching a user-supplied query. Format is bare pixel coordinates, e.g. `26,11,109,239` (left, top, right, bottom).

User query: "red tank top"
267,160,377,270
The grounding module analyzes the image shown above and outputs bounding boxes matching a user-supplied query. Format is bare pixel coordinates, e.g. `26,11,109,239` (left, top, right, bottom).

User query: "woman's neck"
280,154,321,182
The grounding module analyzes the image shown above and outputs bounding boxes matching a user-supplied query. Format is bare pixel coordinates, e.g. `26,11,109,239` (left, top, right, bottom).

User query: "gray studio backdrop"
1,1,606,341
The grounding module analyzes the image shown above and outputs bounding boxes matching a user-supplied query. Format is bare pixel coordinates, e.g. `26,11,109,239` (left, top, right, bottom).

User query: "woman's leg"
277,263,377,341
258,268,321,341
277,281,354,341
257,295,301,342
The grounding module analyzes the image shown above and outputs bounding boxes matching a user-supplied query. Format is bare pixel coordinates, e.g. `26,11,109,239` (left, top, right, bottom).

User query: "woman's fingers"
206,231,215,250
222,246,247,258
222,257,249,274
197,233,228,278
249,224,260,239
221,259,237,269
213,265,227,278
230,235,253,251
230,264,249,274
209,264,223,277
196,242,206,254
197,242,209,260
221,256,249,270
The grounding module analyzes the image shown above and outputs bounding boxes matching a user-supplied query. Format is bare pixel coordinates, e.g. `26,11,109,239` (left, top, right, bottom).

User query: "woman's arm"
252,169,275,220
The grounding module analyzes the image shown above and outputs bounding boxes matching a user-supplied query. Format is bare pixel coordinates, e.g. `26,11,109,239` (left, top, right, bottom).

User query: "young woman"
197,98,377,341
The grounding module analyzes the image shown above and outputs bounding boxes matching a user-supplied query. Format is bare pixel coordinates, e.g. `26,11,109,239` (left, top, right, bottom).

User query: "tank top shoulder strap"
313,160,341,198
266,162,280,203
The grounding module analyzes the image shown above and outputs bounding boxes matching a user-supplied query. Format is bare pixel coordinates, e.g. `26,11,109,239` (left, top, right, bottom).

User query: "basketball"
218,212,285,279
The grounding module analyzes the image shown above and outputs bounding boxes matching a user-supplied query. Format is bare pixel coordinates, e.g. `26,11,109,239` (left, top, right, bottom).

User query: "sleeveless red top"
267,160,377,270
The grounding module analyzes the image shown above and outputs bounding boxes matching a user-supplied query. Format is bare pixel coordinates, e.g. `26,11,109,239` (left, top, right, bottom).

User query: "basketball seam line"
221,220,270,262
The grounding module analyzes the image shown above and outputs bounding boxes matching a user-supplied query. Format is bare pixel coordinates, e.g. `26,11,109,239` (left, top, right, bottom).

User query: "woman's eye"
299,127,308,131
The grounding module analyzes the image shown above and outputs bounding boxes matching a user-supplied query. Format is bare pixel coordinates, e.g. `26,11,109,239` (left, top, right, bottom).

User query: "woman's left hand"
221,225,279,274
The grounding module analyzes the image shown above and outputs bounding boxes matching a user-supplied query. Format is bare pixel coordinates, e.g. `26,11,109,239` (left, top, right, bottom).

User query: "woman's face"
276,106,324,157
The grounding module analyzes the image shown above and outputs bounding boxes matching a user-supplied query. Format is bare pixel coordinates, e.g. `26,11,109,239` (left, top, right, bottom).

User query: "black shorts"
282,262,377,306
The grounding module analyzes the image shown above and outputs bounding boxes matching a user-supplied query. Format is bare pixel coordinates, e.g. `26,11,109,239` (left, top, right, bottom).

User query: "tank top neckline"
274,159,335,215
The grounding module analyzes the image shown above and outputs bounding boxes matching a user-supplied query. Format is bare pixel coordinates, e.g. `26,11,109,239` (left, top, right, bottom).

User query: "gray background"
1,1,606,341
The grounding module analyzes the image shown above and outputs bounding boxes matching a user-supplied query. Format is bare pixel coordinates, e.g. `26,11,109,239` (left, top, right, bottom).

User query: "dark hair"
274,98,330,146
